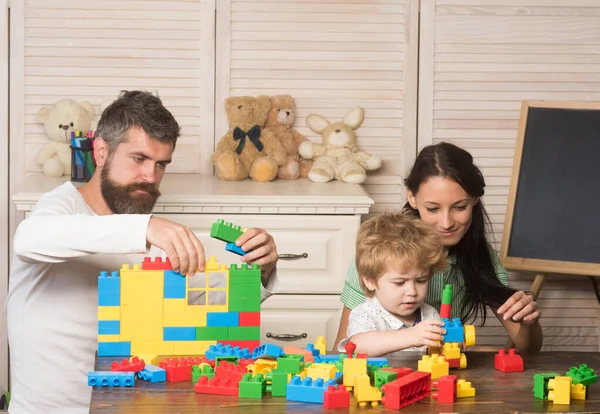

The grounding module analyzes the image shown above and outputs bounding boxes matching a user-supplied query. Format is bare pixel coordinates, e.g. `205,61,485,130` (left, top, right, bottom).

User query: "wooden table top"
91,350,600,413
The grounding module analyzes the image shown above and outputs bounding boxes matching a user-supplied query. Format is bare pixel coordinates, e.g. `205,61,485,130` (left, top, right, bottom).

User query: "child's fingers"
425,331,444,342
423,339,442,348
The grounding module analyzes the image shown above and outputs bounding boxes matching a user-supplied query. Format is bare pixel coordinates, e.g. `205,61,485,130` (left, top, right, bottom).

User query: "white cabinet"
12,173,374,351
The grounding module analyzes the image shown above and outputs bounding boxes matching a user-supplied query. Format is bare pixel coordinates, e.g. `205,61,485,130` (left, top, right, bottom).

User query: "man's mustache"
124,182,161,197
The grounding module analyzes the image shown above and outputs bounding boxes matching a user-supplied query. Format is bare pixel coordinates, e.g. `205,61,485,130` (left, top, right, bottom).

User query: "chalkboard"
501,100,600,277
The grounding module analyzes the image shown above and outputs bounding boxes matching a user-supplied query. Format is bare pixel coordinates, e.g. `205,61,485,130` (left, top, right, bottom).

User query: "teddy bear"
36,99,95,177
212,95,287,182
298,106,382,184
264,94,313,180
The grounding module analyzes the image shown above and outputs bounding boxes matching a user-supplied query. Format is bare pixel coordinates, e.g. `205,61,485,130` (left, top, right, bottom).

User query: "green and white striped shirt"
340,248,509,320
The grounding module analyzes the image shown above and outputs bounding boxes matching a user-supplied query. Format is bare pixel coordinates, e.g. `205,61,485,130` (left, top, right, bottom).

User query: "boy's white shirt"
5,181,278,414
338,297,440,357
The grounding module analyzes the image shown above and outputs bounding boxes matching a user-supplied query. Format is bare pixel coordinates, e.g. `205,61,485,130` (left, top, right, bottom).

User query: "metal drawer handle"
278,253,308,260
266,332,307,341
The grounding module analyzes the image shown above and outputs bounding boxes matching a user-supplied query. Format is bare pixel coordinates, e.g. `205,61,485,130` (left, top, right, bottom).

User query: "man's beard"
100,161,161,214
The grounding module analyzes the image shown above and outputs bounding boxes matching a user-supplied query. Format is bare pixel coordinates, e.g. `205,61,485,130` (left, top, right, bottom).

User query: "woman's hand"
496,291,541,325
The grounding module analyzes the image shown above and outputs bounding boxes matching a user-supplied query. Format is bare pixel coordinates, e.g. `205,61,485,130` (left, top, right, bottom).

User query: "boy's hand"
409,319,446,348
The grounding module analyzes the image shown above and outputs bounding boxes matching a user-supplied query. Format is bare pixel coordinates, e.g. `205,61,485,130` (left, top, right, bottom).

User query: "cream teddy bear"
36,99,95,177
298,106,382,184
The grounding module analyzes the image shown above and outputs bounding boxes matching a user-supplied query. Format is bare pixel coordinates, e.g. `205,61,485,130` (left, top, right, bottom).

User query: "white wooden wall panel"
14,0,215,180
419,0,600,350
216,0,419,215
1,0,9,396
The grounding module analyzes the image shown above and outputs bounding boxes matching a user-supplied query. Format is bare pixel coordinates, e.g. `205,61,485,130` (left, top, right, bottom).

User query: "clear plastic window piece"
188,290,206,305
208,290,226,305
188,272,207,289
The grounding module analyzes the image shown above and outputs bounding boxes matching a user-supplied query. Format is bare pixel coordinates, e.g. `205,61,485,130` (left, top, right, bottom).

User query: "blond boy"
337,212,448,357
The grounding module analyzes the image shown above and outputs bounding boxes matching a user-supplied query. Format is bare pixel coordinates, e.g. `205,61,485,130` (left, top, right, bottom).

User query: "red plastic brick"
495,349,524,373
141,257,172,270
446,357,461,369
381,371,431,409
344,341,356,358
239,312,261,326
194,376,240,396
219,340,260,353
110,356,145,372
159,357,197,382
432,375,457,403
324,385,351,408
215,361,247,381
382,367,413,378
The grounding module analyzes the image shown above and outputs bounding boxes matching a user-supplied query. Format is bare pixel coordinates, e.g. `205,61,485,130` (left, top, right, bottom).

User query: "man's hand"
146,217,205,276
497,291,541,325
409,319,446,348
235,228,278,281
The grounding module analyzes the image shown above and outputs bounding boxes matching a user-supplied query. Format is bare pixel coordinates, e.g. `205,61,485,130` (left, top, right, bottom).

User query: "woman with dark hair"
335,142,543,352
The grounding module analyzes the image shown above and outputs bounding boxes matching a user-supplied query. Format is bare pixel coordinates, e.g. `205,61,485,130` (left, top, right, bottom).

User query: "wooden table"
91,351,600,413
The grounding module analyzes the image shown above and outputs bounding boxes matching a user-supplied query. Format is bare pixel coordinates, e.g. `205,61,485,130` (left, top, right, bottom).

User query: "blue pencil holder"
70,145,95,182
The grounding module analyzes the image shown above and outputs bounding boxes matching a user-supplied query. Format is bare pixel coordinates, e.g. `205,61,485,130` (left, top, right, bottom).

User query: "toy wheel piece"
460,353,467,369
464,325,476,347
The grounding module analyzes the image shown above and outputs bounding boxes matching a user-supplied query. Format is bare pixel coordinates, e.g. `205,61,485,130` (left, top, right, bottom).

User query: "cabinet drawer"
154,214,360,294
260,295,342,350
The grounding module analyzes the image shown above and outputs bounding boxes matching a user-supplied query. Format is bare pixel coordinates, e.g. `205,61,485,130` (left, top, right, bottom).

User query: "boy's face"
363,259,430,324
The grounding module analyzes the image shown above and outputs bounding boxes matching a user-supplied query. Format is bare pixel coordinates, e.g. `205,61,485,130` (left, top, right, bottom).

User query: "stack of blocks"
534,364,597,405
97,219,262,357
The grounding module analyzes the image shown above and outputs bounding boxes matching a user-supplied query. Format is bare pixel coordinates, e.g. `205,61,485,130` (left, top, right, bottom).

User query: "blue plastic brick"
98,342,131,357
305,344,321,357
207,312,239,327
367,357,389,367
98,320,120,335
98,271,120,306
315,354,342,363
225,242,247,256
286,376,336,403
442,318,464,343
88,371,135,387
164,270,186,299
252,344,284,360
204,343,251,361
163,327,196,341
137,364,166,383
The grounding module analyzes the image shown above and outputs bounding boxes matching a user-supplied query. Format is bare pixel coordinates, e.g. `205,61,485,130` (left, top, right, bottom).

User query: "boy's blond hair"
356,211,448,297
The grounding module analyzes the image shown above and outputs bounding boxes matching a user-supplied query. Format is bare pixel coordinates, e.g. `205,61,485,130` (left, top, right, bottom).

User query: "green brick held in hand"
266,370,289,397
210,219,244,243
442,284,453,305
228,326,260,340
196,326,228,340
239,373,266,398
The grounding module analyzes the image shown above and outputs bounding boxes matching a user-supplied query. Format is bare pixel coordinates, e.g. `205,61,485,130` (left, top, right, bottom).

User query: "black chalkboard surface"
501,100,600,277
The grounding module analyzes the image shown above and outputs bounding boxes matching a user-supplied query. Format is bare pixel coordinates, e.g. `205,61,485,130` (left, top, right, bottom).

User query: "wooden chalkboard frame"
500,100,600,277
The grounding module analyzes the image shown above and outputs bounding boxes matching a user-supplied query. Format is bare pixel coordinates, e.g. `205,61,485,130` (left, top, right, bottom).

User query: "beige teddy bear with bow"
298,106,382,184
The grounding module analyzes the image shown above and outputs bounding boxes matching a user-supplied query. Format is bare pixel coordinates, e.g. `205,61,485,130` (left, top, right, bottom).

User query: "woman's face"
407,176,477,247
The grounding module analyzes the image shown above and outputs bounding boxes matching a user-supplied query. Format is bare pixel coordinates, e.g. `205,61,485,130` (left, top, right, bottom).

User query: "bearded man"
6,91,279,414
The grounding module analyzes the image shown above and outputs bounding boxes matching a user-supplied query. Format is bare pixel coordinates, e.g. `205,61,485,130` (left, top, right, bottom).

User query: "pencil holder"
70,145,95,182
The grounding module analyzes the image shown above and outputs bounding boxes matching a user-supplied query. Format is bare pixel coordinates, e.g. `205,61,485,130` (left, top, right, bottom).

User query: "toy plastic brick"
374,369,398,391
252,344,284,360
219,340,260,353
192,364,215,384
88,371,135,387
159,357,197,382
225,242,246,256
440,284,453,319
441,342,461,361
494,349,524,373
417,355,449,380
278,354,306,375
110,356,145,372
215,361,246,381
456,379,476,398
354,372,382,407
286,376,336,404
194,376,240,396
548,376,572,405
314,336,327,356
141,257,172,270
534,372,561,400
306,363,338,381
137,364,166,383
266,371,289,397
163,327,196,341
570,383,586,400
239,373,267,398
324,384,350,408
98,320,120,335
432,375,457,403
98,342,131,357
210,219,244,243
207,312,239,327
204,343,251,361
98,271,120,306
342,356,368,389
565,364,598,386
239,312,261,326
441,318,464,343
381,371,431,410
163,269,186,299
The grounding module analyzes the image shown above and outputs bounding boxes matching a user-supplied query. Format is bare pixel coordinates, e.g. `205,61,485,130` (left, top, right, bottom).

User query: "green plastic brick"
228,326,260,340
210,219,244,243
229,263,261,279
229,284,261,299
239,373,266,398
566,364,598,386
192,365,214,384
266,370,289,397
228,298,261,312
216,356,238,365
374,369,398,391
534,372,561,400
277,354,305,375
196,326,228,340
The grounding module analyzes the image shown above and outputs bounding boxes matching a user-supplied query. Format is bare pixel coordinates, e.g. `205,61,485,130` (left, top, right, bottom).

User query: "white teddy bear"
298,106,382,184
36,99,95,177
